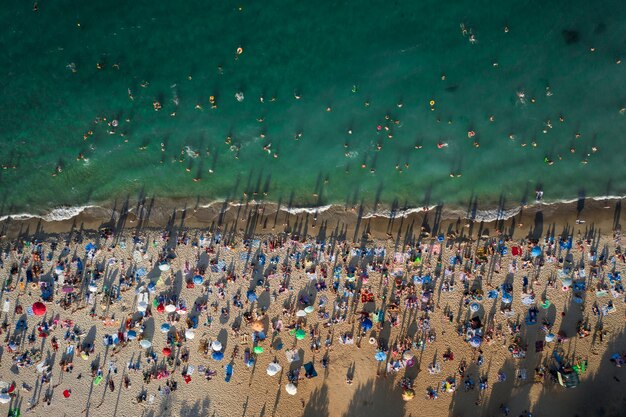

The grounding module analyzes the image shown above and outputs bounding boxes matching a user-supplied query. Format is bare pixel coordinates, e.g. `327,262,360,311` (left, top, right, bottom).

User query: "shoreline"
1,194,622,242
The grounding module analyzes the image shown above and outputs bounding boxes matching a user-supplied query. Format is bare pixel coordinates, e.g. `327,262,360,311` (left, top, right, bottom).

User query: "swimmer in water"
127,89,134,100
294,91,301,100
437,142,448,149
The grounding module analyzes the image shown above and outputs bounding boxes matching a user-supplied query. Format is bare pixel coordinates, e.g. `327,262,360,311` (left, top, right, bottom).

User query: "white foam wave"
284,205,333,215
0,205,96,222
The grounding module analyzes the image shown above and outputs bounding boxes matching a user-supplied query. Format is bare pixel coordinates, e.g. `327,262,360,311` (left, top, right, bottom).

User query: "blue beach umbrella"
502,293,513,304
212,351,224,361
127,330,137,340
247,291,258,302
374,351,387,362
531,246,541,257
193,275,204,285
160,323,171,333
469,336,482,348
361,318,373,331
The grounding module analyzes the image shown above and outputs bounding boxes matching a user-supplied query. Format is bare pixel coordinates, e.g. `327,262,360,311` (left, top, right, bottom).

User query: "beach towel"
303,362,318,378
511,247,522,256
225,363,233,382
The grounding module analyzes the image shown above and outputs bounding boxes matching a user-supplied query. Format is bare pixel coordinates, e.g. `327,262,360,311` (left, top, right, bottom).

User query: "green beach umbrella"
93,375,102,386
253,346,264,354
295,329,306,340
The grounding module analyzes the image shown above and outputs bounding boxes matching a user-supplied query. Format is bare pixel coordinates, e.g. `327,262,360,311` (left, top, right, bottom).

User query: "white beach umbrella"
0,393,11,404
285,383,297,395
158,263,171,272
296,310,306,317
185,329,195,340
137,301,148,312
211,340,223,352
266,362,282,376
139,339,152,349
165,304,177,313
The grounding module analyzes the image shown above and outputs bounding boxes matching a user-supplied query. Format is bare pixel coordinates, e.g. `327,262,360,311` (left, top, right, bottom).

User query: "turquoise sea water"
2,0,626,216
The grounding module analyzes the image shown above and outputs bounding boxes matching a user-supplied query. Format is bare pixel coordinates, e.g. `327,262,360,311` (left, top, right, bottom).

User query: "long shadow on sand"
341,378,405,417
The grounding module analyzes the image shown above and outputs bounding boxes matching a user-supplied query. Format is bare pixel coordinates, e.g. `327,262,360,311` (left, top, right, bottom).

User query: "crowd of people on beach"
0,215,624,416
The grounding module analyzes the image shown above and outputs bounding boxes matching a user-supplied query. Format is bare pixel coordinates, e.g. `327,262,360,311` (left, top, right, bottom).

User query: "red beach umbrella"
157,303,165,313
63,389,71,398
32,302,46,316
162,347,172,357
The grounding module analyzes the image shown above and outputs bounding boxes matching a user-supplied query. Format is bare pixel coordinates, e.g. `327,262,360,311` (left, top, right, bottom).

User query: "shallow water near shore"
2,0,626,217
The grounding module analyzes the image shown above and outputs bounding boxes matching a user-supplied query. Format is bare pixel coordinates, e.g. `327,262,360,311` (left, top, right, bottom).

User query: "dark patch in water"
445,85,459,92
562,30,580,45
594,23,606,35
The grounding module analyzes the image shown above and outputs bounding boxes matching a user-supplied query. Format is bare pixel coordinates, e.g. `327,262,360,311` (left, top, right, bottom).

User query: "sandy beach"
0,199,624,417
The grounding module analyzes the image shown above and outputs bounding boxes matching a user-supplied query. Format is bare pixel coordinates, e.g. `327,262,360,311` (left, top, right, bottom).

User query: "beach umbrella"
88,283,98,293
296,310,306,317
158,263,170,272
162,347,172,357
185,329,195,340
160,323,171,333
32,302,46,316
531,246,541,257
63,389,71,398
375,351,387,362
402,388,415,401
295,329,306,340
157,303,165,313
469,336,482,348
403,351,414,361
137,301,148,312
211,351,224,361
54,265,64,275
285,349,300,363
139,339,152,349
545,333,555,342
193,275,204,285
246,291,258,303
285,383,297,395
165,304,176,313
304,305,315,314
469,302,480,312
361,318,373,331
0,393,10,404
251,320,264,332
561,278,573,291
266,362,282,376
502,293,513,304
85,243,96,252
127,330,137,340
253,346,264,354
211,340,223,352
